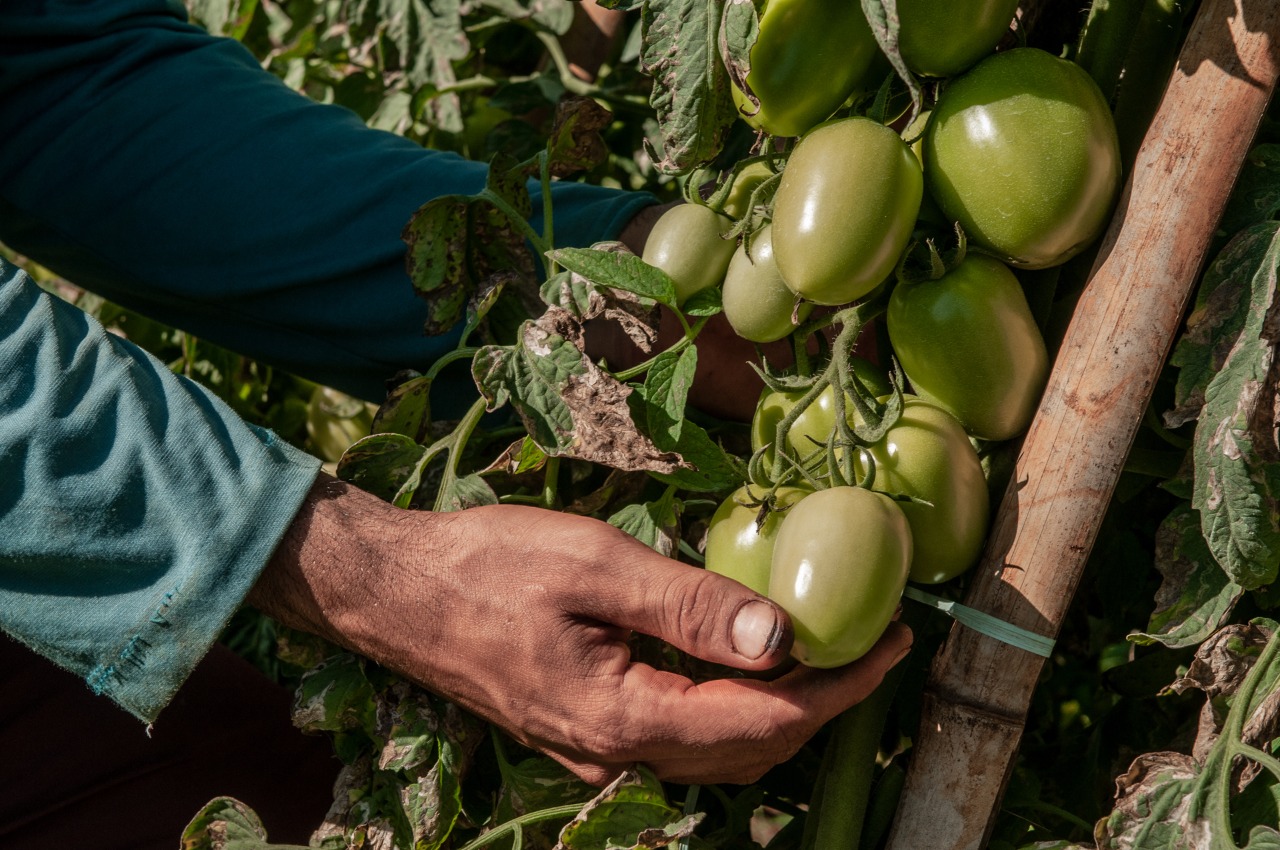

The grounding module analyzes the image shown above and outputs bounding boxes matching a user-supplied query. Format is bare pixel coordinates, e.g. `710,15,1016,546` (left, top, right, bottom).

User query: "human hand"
253,475,913,785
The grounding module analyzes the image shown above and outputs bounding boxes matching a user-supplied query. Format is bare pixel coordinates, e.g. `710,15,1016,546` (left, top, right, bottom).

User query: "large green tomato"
731,0,880,138
704,485,811,596
887,253,1048,441
722,226,813,343
854,397,989,584
769,486,911,668
923,48,1121,269
750,358,891,468
897,0,1019,78
641,204,737,305
773,118,923,305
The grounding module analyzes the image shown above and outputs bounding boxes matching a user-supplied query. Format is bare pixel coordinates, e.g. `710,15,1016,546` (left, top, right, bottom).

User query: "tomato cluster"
642,9,1122,669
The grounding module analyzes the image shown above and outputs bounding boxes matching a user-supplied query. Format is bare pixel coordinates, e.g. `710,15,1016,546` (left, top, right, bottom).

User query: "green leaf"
548,247,679,310
641,347,698,445
181,797,311,850
437,472,500,511
403,185,536,337
858,0,923,126
186,0,260,39
1219,145,1280,238
1132,503,1245,649
647,416,744,494
679,285,723,317
469,0,576,34
608,491,682,556
555,767,704,849
1187,224,1280,588
336,433,430,507
640,0,737,174
482,436,550,476
472,308,688,474
540,248,661,353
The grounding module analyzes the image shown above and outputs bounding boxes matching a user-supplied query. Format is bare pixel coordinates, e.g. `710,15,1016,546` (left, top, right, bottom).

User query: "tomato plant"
704,484,810,595
923,47,1122,269
772,117,923,305
854,397,989,584
721,225,812,343
897,0,1019,78
768,486,911,668
730,0,880,138
887,252,1049,441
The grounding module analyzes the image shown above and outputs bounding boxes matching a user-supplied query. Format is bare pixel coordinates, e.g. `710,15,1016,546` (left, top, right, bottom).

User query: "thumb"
580,552,795,671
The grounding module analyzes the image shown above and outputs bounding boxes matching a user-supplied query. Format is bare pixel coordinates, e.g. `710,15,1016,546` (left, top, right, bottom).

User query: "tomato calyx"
895,220,969,286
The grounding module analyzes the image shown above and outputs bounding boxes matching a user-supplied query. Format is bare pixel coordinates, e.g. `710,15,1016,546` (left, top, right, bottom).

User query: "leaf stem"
431,395,490,512
426,346,482,382
613,316,711,381
542,456,561,508
456,803,587,850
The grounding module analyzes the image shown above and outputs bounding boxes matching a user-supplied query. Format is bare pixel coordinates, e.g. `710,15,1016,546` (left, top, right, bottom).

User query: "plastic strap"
902,586,1056,658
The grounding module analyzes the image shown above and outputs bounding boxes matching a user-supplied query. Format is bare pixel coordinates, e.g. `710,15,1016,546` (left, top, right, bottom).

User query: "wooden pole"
886,2,1280,847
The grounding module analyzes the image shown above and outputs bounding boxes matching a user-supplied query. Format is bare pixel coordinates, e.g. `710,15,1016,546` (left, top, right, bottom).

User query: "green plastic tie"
903,586,1056,658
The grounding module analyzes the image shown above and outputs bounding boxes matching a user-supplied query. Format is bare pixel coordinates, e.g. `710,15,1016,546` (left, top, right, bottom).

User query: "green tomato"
923,48,1122,269
721,161,777,221
897,0,1019,78
704,485,812,596
730,0,880,138
722,226,814,343
750,358,892,469
855,397,989,584
887,254,1048,441
773,118,923,305
769,486,911,668
641,204,737,306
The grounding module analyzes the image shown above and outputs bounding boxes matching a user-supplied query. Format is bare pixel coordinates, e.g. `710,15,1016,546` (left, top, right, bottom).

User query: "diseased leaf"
293,654,377,734
495,754,596,828
181,797,310,850
608,491,682,556
547,96,615,177
555,767,704,850
1097,752,1204,850
549,246,679,309
373,374,434,444
1132,503,1245,649
481,437,550,476
403,186,537,336
719,0,759,119
640,0,737,174
473,308,688,473
336,433,429,507
541,245,661,353
1167,224,1280,428
1188,224,1280,588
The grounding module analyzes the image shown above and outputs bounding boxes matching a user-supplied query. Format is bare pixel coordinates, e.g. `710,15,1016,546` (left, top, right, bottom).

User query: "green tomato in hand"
854,397,989,584
705,485,812,596
722,226,813,343
769,486,911,668
730,0,880,138
897,0,1019,78
642,204,737,306
887,253,1048,441
773,118,923,305
923,48,1121,268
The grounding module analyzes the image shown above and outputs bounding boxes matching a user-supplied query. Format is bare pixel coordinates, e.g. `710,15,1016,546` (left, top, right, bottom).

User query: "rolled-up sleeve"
0,261,322,722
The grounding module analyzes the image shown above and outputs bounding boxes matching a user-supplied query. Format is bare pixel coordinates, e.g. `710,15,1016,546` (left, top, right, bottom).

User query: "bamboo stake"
886,2,1280,848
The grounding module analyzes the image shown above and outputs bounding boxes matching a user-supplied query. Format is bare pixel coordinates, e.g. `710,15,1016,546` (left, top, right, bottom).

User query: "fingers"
573,551,796,672
546,622,914,786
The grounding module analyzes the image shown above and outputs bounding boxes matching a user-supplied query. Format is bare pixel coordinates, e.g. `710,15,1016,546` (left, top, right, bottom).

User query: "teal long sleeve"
0,0,655,722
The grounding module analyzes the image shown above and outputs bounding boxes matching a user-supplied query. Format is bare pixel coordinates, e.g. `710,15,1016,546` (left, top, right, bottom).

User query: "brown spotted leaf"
472,307,687,473
547,96,614,177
